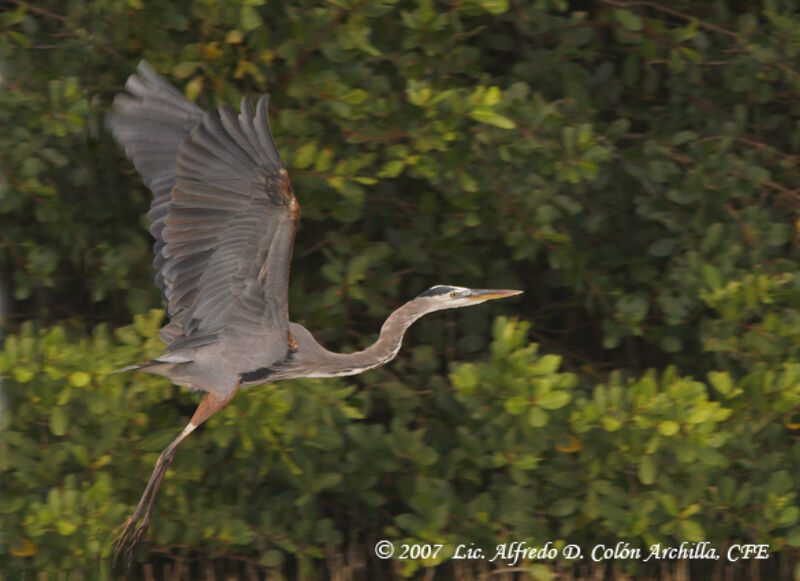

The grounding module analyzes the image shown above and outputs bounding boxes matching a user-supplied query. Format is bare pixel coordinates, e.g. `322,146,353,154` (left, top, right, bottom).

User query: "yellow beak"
466,289,524,301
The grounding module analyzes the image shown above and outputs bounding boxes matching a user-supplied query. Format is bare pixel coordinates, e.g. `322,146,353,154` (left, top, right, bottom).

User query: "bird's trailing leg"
113,390,235,569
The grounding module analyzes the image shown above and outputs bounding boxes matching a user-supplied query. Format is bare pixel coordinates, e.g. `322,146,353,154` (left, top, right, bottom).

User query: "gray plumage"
108,62,521,568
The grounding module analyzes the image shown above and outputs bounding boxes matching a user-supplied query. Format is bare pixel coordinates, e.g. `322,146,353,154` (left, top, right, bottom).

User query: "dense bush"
4,315,800,579
2,0,800,579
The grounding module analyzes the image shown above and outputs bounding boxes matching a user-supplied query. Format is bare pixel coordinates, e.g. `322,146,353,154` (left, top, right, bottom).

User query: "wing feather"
107,61,205,305
110,63,298,364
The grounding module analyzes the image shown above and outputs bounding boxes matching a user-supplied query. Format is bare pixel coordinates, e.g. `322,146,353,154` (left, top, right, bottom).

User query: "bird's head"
415,285,522,312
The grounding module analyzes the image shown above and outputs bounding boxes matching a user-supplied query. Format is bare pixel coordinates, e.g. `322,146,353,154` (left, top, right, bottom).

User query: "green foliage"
3,316,800,578
2,0,799,376
2,0,800,578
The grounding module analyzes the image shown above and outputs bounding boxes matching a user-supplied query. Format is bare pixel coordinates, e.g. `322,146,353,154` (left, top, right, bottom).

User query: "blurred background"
2,0,800,579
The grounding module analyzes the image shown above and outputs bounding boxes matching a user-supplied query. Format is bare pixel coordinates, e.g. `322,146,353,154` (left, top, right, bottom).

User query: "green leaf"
614,9,643,32
379,160,405,178
294,142,317,169
172,61,201,79
12,367,34,383
528,406,549,427
657,420,680,436
340,89,369,105
478,0,509,15
469,108,517,129
638,454,656,485
513,454,540,470
678,519,705,542
226,29,244,44
647,238,676,257
531,354,561,375
68,371,91,387
240,4,263,31
780,506,800,526
184,76,204,102
550,498,578,516
314,148,335,172
622,54,639,86
55,520,77,536
616,294,648,325
505,396,528,415
707,371,732,395
50,406,67,436
702,264,722,290
451,363,480,392
482,86,502,107
537,390,571,410
672,131,697,145
312,473,343,492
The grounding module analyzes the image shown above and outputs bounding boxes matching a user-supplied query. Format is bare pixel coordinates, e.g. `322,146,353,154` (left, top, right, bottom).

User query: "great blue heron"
108,61,521,566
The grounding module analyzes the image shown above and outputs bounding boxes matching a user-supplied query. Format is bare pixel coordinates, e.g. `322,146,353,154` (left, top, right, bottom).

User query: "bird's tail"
115,351,193,374
113,360,160,374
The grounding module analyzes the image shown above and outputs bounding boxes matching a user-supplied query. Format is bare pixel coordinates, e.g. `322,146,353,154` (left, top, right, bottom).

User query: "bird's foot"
112,515,149,571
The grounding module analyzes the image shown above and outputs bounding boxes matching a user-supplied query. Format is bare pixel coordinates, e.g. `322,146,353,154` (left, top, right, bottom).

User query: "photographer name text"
373,540,770,565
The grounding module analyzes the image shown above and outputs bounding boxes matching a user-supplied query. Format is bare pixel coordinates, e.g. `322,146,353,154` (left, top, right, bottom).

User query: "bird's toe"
112,516,149,571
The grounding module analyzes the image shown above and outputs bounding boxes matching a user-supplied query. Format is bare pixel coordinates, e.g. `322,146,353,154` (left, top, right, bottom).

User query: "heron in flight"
108,62,521,566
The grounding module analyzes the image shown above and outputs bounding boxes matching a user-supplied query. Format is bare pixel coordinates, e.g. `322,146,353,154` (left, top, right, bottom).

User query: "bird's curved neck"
303,300,424,377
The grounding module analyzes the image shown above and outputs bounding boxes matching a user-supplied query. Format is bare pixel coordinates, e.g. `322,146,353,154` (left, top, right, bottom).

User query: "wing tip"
136,59,155,77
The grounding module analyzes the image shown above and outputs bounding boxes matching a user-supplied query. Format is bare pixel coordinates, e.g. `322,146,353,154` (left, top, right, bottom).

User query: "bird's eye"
449,291,458,298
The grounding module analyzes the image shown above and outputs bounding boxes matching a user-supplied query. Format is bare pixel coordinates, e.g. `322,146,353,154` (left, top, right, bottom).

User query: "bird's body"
108,62,520,568
137,311,420,393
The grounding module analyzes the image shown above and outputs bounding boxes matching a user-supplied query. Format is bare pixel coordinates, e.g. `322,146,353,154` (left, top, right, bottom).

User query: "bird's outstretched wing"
107,62,204,312
109,63,298,359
